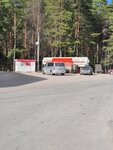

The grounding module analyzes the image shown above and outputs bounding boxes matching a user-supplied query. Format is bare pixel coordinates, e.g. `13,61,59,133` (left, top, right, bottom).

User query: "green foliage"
67,47,74,56
102,4,113,66
7,48,26,59
1,0,113,70
43,0,72,56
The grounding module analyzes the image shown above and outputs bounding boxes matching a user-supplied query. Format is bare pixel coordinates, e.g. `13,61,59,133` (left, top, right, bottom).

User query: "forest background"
0,0,113,71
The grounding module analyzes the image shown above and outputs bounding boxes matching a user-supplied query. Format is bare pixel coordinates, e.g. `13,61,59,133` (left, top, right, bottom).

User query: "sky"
107,0,112,4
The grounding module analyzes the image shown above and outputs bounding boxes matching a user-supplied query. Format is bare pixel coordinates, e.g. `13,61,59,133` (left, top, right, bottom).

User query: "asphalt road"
0,72,113,150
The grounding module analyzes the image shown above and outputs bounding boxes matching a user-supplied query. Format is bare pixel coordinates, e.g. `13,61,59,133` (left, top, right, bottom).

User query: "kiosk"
15,59,36,72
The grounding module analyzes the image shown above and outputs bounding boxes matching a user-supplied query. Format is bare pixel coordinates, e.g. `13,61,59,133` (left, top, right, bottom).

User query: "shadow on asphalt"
0,72,47,88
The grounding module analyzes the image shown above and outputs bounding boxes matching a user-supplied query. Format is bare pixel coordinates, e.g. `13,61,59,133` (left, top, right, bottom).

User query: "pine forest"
0,0,113,71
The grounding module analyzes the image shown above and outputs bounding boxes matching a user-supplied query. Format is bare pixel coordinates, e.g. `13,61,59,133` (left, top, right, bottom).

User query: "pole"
97,43,99,64
13,0,16,71
36,32,40,72
105,52,107,73
36,0,40,72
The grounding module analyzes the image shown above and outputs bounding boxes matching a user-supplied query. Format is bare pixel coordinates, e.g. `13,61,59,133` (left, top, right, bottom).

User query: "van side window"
47,62,54,67
55,63,64,66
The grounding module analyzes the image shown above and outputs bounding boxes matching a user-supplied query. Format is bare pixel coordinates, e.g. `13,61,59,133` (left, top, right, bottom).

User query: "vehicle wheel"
110,71,113,75
50,70,54,75
61,73,65,75
42,70,45,74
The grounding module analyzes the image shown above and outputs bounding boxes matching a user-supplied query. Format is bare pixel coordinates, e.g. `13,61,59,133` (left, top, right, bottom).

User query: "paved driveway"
0,72,113,150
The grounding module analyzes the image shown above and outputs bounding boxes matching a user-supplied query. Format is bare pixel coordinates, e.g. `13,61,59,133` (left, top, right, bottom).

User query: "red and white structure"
42,57,89,71
15,59,36,72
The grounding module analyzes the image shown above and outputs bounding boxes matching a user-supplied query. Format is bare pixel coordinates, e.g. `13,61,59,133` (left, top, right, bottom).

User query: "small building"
15,59,36,72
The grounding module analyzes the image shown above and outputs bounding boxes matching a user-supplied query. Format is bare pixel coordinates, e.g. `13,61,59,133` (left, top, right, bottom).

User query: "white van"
42,62,66,75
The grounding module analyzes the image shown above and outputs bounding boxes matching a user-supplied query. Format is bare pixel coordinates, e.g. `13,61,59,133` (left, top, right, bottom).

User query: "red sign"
15,59,36,62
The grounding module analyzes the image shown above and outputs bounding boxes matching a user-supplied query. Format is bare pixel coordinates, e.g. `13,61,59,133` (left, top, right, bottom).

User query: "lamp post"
13,0,16,71
36,31,40,72
36,0,41,72
96,43,99,64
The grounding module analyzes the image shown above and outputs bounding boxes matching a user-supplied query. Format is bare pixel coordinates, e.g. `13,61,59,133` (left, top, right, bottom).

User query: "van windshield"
55,63,65,66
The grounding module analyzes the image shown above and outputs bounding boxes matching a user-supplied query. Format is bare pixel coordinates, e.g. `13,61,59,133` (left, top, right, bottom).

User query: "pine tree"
67,0,94,58
102,3,113,69
43,0,71,57
91,0,108,65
